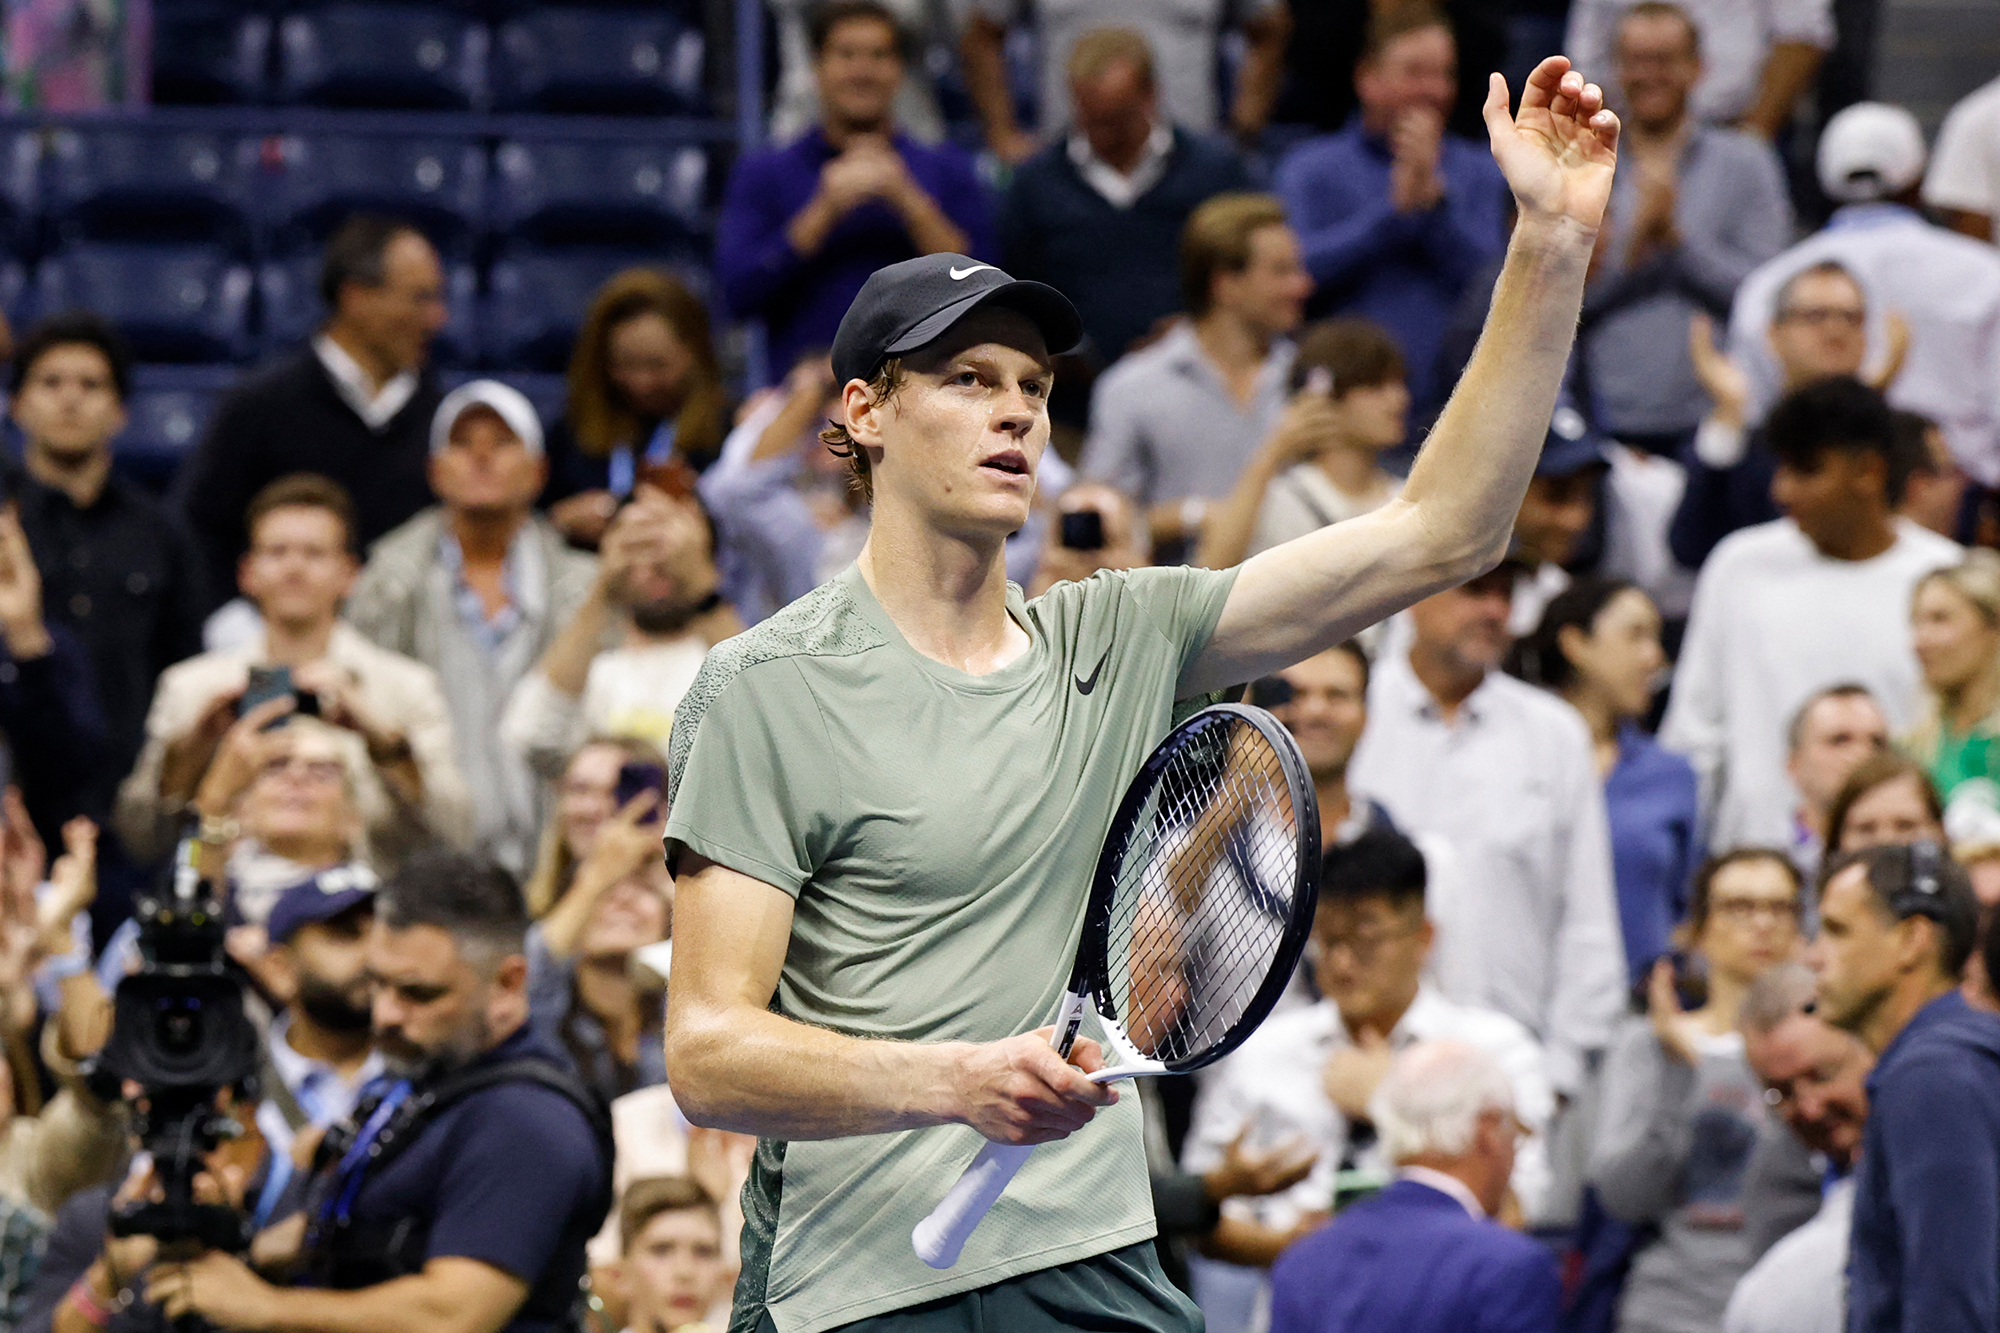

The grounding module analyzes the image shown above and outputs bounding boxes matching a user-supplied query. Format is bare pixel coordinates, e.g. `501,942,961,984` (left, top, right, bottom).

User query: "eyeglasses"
1318,922,1421,962
260,756,345,784
1709,896,1801,924
1774,305,1865,329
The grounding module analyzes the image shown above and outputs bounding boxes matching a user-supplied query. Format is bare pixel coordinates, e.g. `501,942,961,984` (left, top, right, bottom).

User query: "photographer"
1026,482,1149,597
146,850,610,1333
501,491,739,775
527,786,671,1105
20,1090,280,1333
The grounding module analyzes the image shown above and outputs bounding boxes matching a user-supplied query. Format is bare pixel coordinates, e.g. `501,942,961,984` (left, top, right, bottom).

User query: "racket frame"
912,703,1321,1269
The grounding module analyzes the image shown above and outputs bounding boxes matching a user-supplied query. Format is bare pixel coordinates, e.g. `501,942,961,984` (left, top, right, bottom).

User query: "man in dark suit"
1268,1040,1560,1333
174,214,448,606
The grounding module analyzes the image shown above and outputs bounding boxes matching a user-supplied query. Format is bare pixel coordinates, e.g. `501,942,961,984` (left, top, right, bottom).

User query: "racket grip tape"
911,1140,1035,1268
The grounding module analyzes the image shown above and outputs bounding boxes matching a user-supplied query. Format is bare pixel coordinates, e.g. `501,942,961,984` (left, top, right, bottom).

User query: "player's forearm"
1399,213,1595,576
668,1000,963,1139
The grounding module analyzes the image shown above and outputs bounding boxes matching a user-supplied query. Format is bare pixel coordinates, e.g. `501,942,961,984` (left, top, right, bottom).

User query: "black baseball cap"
830,253,1084,386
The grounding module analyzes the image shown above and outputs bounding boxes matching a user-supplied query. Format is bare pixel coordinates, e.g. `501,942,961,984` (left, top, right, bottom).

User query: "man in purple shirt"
716,0,993,375
1275,6,1508,416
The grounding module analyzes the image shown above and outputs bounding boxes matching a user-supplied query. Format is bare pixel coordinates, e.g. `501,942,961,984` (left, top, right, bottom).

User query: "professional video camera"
96,833,262,1254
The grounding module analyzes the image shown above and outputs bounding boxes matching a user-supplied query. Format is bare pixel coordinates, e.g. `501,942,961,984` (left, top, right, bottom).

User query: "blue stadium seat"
490,136,707,250
35,244,255,363
152,0,271,105
277,3,489,111
492,8,704,115
485,246,707,371
258,131,485,255
259,251,480,366
45,126,254,250
116,364,240,493
440,368,566,432
0,130,40,256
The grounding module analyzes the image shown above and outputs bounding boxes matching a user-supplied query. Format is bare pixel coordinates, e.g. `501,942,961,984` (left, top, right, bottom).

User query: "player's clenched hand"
948,1027,1119,1146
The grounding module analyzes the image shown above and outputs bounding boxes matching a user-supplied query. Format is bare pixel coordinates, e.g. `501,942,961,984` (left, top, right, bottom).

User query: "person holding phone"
526,769,673,1105
1589,848,1803,1333
1026,484,1149,597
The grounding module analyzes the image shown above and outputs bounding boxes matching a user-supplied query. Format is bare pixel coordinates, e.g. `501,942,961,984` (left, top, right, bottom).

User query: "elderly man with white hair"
1266,1041,1562,1333
346,381,598,874
1727,101,2000,486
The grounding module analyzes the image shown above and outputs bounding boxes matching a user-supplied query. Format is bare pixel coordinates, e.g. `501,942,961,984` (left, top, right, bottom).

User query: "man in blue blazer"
1269,1040,1561,1333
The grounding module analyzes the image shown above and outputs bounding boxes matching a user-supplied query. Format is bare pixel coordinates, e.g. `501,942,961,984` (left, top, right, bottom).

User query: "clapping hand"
1389,107,1446,213
0,505,49,661
1203,1126,1320,1202
1689,313,1751,428
1483,56,1620,234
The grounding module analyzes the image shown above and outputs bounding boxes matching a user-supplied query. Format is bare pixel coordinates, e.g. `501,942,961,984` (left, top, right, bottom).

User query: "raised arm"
1182,58,1617,695
664,855,1116,1143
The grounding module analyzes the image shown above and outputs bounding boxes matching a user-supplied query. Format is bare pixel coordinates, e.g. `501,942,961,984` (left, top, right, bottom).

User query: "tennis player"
664,57,1618,1333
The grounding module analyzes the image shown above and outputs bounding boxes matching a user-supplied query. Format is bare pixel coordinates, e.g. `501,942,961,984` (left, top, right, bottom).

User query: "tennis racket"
911,702,1320,1268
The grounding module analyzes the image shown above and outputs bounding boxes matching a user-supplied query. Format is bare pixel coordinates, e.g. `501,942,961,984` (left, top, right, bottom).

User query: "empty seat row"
114,364,570,491
0,124,714,258
154,3,707,115
22,241,707,371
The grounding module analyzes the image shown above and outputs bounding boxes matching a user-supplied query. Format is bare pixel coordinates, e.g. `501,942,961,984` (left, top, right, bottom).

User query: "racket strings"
1100,716,1306,1067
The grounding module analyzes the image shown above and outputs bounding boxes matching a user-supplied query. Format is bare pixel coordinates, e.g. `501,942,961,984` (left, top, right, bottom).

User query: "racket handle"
911,1140,1035,1268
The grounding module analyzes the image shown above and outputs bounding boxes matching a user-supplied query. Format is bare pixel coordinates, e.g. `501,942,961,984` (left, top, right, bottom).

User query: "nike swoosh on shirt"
949,265,996,281
1074,648,1111,696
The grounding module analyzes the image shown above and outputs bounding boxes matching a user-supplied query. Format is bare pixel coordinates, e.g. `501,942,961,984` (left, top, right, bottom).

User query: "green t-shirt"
1930,723,2000,803
664,561,1238,1333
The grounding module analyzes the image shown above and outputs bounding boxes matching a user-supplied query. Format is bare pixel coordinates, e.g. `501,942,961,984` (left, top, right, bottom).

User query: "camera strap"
323,1079,414,1227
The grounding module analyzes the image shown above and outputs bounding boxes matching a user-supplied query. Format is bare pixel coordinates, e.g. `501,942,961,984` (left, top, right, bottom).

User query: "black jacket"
172,345,442,607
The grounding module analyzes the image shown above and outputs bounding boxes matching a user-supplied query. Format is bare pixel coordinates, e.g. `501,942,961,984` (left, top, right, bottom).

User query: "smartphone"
1059,510,1105,551
615,761,667,814
239,665,319,727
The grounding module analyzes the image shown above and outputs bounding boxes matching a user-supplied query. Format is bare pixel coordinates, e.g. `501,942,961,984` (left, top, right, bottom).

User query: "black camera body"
98,838,262,1254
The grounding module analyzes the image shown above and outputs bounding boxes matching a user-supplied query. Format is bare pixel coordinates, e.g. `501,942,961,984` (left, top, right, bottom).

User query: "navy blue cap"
830,253,1084,386
266,864,378,944
1537,397,1610,477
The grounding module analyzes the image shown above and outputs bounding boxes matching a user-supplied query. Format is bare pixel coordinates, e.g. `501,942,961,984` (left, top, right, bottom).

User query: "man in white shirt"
1564,0,1832,136
1183,826,1553,1328
1349,566,1627,1097
1923,74,2000,243
1662,378,1960,851
1728,102,2000,485
1081,193,1309,559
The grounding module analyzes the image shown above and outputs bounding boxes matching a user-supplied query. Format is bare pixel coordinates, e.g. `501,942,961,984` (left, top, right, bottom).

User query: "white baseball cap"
1817,102,1927,204
430,379,545,457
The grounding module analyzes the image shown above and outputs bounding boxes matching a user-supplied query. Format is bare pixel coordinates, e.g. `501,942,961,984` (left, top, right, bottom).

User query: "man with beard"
1806,842,2000,1333
347,382,599,876
148,849,611,1333
253,870,387,1161
503,488,741,777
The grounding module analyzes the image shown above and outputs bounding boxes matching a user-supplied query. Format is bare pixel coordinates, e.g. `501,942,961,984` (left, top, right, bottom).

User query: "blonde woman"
1906,550,2000,842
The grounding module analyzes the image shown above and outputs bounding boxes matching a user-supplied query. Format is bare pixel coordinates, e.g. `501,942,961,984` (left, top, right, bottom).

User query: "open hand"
1204,1126,1319,1201
1690,313,1751,427
1484,57,1619,233
1647,956,1701,1066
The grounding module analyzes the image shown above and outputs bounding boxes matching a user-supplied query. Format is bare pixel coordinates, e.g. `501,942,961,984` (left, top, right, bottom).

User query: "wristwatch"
197,811,240,847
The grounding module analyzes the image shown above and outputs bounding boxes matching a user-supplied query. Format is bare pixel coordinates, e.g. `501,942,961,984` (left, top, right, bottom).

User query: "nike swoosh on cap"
949,265,996,281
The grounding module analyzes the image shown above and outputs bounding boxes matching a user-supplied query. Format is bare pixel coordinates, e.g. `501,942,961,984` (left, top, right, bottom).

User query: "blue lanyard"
251,1153,293,1234
607,419,679,497
321,1079,412,1226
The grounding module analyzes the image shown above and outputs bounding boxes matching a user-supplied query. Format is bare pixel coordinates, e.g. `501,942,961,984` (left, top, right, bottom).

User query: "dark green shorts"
748,1242,1204,1333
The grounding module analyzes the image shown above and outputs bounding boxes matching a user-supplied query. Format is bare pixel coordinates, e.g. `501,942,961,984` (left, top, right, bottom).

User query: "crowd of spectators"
0,0,1995,1331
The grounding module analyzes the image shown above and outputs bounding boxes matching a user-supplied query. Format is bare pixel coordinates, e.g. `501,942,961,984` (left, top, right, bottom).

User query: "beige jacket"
0,1017,125,1218
115,623,474,865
